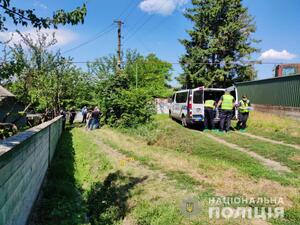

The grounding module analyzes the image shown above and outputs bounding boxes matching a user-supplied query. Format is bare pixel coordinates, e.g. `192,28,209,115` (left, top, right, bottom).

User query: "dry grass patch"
94,128,299,209
246,111,300,145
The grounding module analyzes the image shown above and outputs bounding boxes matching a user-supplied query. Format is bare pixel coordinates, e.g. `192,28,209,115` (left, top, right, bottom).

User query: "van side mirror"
168,97,173,103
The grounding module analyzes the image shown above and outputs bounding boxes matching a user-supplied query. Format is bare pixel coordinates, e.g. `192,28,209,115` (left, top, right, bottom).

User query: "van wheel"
181,116,188,127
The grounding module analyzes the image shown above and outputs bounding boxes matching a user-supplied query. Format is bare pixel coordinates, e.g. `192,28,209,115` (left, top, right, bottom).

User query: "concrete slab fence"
0,116,63,225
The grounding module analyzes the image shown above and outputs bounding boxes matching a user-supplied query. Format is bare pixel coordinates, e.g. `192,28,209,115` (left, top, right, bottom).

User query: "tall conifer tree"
179,0,259,88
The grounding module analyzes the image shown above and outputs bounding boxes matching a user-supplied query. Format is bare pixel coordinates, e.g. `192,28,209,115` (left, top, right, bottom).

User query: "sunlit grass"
240,111,300,145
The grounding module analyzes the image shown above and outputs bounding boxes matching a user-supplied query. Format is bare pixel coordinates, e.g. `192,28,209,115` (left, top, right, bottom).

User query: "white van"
169,86,238,127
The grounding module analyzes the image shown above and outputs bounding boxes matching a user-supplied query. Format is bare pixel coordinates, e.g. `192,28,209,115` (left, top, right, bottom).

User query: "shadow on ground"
29,125,147,225
87,171,147,224
28,126,86,225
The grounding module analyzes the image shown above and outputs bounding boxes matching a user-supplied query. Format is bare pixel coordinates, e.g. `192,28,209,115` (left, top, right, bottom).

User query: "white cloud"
0,29,77,47
259,49,297,61
34,1,48,10
139,0,188,16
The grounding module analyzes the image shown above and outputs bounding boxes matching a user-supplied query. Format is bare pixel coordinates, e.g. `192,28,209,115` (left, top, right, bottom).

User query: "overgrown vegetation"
2,31,96,112
89,50,173,128
179,0,259,88
32,114,300,225
2,31,172,128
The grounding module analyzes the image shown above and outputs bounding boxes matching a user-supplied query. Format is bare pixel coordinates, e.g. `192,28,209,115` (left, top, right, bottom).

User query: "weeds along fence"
0,116,63,225
235,74,300,108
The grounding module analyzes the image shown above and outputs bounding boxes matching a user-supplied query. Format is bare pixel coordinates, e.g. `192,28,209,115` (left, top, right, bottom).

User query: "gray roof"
0,85,15,97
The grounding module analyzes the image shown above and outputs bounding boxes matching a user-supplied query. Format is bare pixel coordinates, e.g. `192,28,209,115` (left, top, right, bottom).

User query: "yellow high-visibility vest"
204,100,215,108
221,94,234,110
239,100,250,113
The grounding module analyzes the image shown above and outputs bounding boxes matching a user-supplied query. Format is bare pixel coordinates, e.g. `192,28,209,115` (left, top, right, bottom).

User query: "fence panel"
236,74,300,108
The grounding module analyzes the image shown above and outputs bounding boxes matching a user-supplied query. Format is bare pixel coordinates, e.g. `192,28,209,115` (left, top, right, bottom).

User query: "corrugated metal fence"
235,74,300,108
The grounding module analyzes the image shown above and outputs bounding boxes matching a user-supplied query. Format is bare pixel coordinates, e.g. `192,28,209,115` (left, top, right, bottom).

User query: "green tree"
87,49,173,127
6,31,96,112
179,0,259,88
125,52,173,97
88,49,173,98
0,0,87,31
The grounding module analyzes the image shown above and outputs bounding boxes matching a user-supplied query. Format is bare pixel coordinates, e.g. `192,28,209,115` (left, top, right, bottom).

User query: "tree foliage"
88,49,173,98
179,0,259,88
0,0,87,31
88,49,173,127
97,74,155,128
4,31,95,112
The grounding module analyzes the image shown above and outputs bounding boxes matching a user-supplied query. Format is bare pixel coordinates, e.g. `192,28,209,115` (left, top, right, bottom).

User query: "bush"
99,75,155,128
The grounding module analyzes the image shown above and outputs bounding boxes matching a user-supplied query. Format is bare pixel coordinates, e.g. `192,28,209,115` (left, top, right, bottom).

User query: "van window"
175,92,188,103
193,90,203,104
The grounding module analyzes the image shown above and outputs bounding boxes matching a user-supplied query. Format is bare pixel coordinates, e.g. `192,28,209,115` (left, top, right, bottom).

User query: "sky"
1,0,300,87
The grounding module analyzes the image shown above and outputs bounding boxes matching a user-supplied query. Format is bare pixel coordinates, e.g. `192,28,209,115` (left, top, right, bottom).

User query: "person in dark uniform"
217,91,235,132
236,95,251,130
60,109,66,130
69,108,77,125
204,93,215,130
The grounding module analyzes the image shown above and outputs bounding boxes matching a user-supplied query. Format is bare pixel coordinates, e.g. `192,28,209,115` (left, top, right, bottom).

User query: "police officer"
204,93,215,130
237,95,251,130
217,91,235,132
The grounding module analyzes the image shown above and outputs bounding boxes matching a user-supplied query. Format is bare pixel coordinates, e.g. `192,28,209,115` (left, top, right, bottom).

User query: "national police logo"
180,196,201,218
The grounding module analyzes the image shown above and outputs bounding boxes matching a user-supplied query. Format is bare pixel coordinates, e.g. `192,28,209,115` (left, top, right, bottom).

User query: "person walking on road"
236,95,251,131
81,106,88,123
69,108,77,125
60,109,66,130
89,107,102,130
204,93,215,130
217,91,235,132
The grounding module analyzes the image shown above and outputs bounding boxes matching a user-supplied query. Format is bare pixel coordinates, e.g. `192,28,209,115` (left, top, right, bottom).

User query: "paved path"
74,112,83,123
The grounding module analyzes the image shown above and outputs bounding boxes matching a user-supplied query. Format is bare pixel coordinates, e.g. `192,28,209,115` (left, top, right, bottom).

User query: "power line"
62,1,139,55
123,26,152,53
123,0,141,23
54,61,289,65
116,0,138,20
123,0,170,44
62,24,115,54
124,14,155,43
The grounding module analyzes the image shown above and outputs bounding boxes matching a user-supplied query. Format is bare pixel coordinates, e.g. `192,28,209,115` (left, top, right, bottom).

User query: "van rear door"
191,87,204,121
174,91,188,119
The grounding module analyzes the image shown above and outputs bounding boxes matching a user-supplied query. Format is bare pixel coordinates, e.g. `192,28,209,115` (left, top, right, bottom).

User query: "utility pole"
114,20,124,70
135,63,138,89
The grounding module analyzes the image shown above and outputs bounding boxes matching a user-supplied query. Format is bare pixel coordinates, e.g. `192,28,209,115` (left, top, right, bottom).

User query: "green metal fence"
235,74,300,108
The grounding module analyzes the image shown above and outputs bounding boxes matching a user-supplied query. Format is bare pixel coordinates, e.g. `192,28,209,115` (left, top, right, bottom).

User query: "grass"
100,137,204,192
30,127,88,225
30,112,300,225
212,131,300,174
31,126,138,225
133,201,183,225
123,115,298,186
115,115,300,224
30,126,202,225
239,111,300,145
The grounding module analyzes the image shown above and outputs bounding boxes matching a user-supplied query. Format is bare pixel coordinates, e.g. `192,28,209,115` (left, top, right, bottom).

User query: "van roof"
174,87,232,93
203,88,226,91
